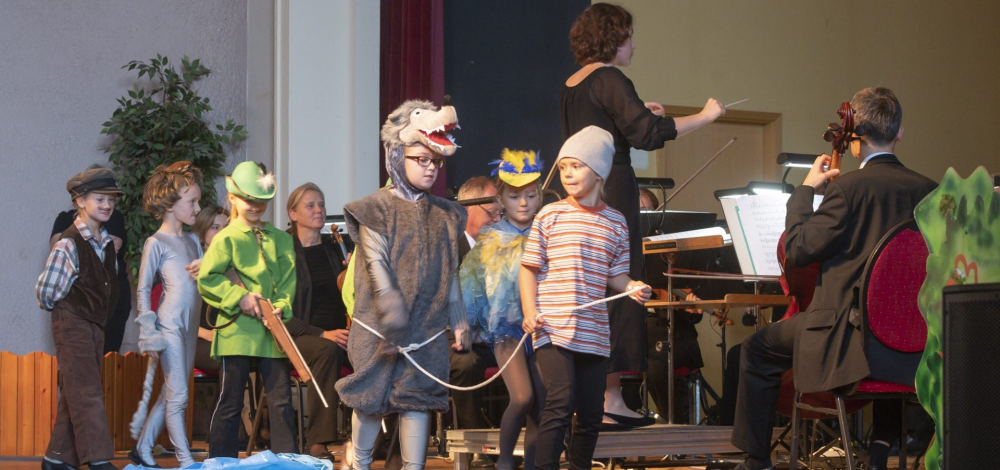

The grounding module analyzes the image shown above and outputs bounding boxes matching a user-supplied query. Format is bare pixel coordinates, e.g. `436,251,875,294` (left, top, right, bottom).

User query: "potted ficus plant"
102,54,248,276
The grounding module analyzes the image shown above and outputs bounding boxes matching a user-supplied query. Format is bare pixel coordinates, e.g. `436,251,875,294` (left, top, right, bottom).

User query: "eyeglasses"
405,156,446,169
478,205,505,220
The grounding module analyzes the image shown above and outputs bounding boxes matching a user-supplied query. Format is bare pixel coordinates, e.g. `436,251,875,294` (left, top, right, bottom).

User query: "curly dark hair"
569,3,633,65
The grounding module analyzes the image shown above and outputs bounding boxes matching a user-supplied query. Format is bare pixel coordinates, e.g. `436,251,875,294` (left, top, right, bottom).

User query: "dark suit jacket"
784,154,937,393
458,232,472,264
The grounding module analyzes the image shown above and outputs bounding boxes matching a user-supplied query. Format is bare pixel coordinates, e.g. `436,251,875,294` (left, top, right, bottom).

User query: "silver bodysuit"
134,231,202,467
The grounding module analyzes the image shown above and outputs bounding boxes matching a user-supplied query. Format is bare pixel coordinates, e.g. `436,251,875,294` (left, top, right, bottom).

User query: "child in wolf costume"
336,99,470,470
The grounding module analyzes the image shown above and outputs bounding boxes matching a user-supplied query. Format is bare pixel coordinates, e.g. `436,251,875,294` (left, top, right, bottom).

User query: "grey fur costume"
336,189,469,415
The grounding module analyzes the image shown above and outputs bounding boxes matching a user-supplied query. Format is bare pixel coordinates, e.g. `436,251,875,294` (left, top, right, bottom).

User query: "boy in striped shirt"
520,126,651,470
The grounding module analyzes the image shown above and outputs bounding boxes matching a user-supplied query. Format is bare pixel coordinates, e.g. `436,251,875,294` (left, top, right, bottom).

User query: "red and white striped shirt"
521,198,630,357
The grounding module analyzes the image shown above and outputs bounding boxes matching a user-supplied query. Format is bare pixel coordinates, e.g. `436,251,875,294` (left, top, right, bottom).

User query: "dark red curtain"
380,0,446,196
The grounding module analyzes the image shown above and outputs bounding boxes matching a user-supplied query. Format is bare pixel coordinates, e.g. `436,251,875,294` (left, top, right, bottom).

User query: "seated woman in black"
286,182,352,461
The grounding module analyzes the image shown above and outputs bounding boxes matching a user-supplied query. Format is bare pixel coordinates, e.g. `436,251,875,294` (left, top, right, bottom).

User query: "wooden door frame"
662,105,784,181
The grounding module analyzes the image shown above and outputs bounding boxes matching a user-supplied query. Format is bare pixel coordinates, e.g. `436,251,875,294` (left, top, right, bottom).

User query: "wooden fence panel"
17,353,35,455
102,351,116,450
0,352,19,455
35,352,55,454
123,353,142,450
114,354,127,451
0,352,59,456
0,351,197,456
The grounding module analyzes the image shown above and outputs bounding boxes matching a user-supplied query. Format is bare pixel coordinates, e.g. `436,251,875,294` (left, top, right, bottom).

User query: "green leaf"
102,55,243,274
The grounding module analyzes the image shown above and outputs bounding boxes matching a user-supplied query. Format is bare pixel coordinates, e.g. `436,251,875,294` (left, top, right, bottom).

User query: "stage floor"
0,440,928,469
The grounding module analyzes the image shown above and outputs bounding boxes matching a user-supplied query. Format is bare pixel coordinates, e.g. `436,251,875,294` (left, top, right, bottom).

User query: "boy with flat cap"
37,168,125,470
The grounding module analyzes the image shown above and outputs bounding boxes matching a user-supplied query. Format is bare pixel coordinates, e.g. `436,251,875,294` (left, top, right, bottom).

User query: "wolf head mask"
381,99,460,201
382,99,459,156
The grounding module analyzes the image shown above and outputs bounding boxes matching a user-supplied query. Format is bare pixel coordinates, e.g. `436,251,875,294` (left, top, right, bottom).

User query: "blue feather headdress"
489,149,543,187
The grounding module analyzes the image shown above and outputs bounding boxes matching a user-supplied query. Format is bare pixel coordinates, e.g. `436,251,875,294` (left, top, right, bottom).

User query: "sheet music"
643,226,728,242
722,193,827,276
720,198,753,275
734,194,789,276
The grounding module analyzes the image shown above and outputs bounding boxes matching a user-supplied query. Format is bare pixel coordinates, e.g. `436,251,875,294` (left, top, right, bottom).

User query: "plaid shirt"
37,217,115,311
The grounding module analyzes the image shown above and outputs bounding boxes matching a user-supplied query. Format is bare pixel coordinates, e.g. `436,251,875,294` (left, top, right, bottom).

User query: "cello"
777,102,857,317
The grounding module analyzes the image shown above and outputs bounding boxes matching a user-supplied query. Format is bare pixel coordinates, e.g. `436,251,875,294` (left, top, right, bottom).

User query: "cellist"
730,87,937,470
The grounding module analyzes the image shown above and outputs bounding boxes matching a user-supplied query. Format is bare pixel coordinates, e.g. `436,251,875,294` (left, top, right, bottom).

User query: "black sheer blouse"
559,66,678,165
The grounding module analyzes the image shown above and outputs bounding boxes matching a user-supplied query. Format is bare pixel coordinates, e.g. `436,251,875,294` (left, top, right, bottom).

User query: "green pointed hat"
226,161,276,201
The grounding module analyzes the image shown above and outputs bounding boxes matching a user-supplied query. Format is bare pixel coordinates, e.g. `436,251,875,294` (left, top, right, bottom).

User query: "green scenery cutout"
914,166,1000,470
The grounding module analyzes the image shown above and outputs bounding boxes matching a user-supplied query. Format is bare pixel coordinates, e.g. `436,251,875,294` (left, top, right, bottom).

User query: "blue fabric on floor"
123,451,332,470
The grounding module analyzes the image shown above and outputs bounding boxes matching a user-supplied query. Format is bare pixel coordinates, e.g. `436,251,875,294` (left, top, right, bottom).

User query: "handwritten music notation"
735,194,791,276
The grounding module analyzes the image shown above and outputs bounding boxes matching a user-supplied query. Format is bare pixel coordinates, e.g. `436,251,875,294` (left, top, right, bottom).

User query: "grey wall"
0,1,248,354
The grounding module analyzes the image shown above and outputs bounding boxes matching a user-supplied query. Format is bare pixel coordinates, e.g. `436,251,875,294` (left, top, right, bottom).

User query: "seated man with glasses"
451,176,504,468
458,176,504,259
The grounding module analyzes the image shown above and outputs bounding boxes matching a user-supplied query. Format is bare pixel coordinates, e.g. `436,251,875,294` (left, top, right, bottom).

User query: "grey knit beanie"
556,125,614,180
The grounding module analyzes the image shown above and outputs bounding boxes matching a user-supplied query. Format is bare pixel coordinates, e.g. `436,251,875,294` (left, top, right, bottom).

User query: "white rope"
352,287,643,391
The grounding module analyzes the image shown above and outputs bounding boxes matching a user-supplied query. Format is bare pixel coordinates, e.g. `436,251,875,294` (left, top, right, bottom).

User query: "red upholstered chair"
789,220,928,470
149,282,164,311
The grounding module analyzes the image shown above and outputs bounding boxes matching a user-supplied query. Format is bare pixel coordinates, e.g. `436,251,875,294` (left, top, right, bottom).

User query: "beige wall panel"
612,0,999,185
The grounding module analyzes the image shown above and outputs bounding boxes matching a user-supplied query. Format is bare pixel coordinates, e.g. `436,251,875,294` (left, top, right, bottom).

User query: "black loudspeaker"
943,283,1000,469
